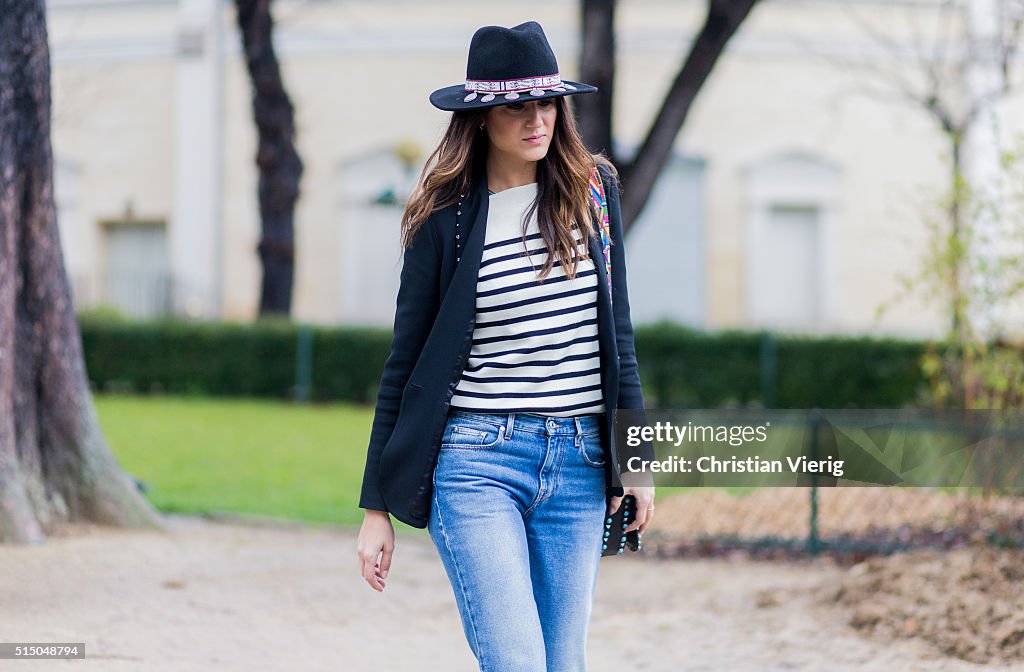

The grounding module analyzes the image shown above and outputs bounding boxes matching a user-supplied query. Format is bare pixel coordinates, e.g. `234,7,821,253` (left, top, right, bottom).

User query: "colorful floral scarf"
589,167,613,304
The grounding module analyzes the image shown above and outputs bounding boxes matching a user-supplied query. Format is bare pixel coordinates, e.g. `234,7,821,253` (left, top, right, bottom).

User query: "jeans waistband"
448,410,603,437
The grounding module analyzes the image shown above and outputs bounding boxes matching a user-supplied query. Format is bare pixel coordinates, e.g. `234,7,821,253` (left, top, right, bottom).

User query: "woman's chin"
519,145,550,162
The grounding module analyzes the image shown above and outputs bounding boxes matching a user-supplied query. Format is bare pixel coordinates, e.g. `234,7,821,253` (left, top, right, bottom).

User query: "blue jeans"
429,411,608,672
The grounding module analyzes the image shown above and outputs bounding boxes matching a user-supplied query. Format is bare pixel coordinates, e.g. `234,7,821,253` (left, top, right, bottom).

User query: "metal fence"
638,409,1024,564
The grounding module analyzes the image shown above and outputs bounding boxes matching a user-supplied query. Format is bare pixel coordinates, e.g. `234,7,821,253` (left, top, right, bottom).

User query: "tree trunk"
949,133,966,337
0,0,164,544
578,0,618,161
948,132,976,408
236,0,303,317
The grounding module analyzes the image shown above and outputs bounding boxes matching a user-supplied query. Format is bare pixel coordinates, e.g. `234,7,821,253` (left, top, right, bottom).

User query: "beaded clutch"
602,494,642,557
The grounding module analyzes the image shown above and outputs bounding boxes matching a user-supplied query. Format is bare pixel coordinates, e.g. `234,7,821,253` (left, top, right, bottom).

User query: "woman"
356,20,655,671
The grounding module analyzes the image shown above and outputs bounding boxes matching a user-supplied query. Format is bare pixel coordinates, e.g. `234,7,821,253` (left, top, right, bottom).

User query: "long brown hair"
401,96,618,281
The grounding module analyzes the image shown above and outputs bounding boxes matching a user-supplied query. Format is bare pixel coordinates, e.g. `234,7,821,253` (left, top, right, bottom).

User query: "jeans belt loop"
505,412,515,439
573,415,583,440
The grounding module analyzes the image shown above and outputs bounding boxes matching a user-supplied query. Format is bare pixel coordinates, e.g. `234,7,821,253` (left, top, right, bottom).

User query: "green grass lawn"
96,394,383,528
97,394,675,529
98,394,989,532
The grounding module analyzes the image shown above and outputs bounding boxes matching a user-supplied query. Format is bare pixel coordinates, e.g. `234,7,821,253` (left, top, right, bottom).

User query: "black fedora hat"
429,21,598,111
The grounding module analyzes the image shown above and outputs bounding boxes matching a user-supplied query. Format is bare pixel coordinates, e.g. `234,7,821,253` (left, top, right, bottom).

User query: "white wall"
47,0,1010,340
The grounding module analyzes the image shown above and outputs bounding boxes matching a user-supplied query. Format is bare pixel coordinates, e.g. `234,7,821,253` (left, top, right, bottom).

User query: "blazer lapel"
588,221,619,417
438,174,490,323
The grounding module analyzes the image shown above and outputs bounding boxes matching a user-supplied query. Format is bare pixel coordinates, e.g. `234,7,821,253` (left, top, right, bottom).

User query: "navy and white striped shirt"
450,183,606,416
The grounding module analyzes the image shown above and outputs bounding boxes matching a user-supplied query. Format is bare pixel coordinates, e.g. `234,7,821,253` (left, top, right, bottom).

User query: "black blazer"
359,163,648,528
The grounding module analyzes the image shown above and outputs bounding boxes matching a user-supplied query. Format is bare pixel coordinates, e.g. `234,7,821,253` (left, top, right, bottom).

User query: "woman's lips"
524,135,545,144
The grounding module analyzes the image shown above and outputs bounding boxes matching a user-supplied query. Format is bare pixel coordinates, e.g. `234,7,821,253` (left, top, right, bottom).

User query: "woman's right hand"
357,509,395,592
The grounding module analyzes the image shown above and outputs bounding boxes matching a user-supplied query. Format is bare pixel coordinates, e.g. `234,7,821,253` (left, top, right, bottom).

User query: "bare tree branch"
931,0,957,85
618,0,760,231
998,0,1024,89
836,2,930,104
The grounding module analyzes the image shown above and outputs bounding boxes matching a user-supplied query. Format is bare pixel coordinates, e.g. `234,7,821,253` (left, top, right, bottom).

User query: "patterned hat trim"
462,73,576,103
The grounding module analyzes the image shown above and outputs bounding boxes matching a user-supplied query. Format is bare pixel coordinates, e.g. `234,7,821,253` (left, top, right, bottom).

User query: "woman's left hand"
608,486,655,534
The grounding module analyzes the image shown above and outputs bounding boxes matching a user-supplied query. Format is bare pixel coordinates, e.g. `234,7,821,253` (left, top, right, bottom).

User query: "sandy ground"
0,514,1020,672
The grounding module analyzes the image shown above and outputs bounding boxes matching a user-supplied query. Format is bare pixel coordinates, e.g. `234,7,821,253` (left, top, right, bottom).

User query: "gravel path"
0,514,1017,671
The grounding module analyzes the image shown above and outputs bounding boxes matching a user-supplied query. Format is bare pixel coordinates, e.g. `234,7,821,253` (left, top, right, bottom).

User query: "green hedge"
79,317,391,403
637,322,926,408
78,317,928,408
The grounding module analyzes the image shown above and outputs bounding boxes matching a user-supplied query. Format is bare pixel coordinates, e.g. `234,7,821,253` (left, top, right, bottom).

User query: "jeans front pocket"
577,431,606,468
440,415,506,450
